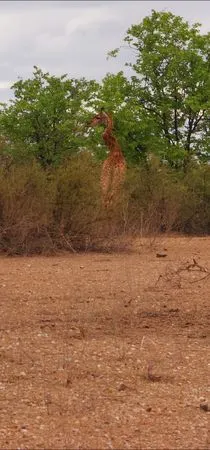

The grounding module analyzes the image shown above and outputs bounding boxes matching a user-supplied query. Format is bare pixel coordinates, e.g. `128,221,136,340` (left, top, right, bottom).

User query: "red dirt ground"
0,236,209,449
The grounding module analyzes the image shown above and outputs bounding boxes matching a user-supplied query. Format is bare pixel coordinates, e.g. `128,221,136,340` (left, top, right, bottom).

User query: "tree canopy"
108,10,210,167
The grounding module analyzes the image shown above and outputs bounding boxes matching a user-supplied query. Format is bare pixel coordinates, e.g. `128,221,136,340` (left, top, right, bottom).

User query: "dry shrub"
0,153,132,254
0,162,55,254
178,165,210,234
52,152,101,250
0,153,209,255
123,159,185,236
122,159,210,236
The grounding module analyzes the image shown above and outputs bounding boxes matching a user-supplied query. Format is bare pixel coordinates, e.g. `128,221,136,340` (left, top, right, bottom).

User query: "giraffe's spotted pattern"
89,110,126,207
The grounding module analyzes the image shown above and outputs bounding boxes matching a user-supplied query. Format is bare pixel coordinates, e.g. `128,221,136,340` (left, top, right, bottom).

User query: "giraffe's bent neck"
102,115,124,158
103,114,113,134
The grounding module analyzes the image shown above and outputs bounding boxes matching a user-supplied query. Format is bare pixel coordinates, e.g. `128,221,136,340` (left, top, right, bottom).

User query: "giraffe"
88,109,126,208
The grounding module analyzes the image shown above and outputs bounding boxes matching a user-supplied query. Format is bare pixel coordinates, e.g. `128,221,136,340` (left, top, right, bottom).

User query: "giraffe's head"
88,109,112,128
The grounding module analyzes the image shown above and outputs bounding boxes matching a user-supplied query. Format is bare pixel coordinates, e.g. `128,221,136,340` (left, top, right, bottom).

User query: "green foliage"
106,48,120,59
108,10,210,167
88,72,142,163
0,66,99,167
88,72,156,165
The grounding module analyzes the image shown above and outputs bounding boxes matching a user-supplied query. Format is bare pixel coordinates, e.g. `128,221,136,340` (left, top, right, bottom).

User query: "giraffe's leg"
110,162,126,204
101,159,112,207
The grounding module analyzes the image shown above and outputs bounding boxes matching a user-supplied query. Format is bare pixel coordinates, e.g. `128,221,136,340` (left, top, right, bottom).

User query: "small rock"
19,371,26,377
146,406,152,412
148,374,161,382
118,383,127,391
156,252,167,258
66,377,72,387
200,402,210,412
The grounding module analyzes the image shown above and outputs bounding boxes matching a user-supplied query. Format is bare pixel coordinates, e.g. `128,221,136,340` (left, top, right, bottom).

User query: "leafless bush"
0,154,209,255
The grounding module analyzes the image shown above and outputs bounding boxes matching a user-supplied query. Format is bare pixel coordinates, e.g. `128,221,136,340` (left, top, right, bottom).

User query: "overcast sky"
0,0,209,103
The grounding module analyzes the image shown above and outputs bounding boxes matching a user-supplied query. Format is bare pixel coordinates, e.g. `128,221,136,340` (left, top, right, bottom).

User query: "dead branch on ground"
155,258,210,288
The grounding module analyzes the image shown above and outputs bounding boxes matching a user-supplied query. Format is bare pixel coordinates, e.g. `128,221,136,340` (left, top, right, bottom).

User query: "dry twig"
156,258,210,287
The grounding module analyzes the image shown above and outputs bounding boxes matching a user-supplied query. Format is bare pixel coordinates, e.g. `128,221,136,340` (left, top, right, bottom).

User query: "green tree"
0,66,99,167
87,71,152,165
108,10,210,167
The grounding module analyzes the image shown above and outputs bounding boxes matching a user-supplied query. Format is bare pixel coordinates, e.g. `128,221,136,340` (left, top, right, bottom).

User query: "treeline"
0,10,209,252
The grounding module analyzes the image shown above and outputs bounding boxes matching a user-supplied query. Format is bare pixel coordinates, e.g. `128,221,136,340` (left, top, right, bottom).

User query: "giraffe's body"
89,110,126,207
